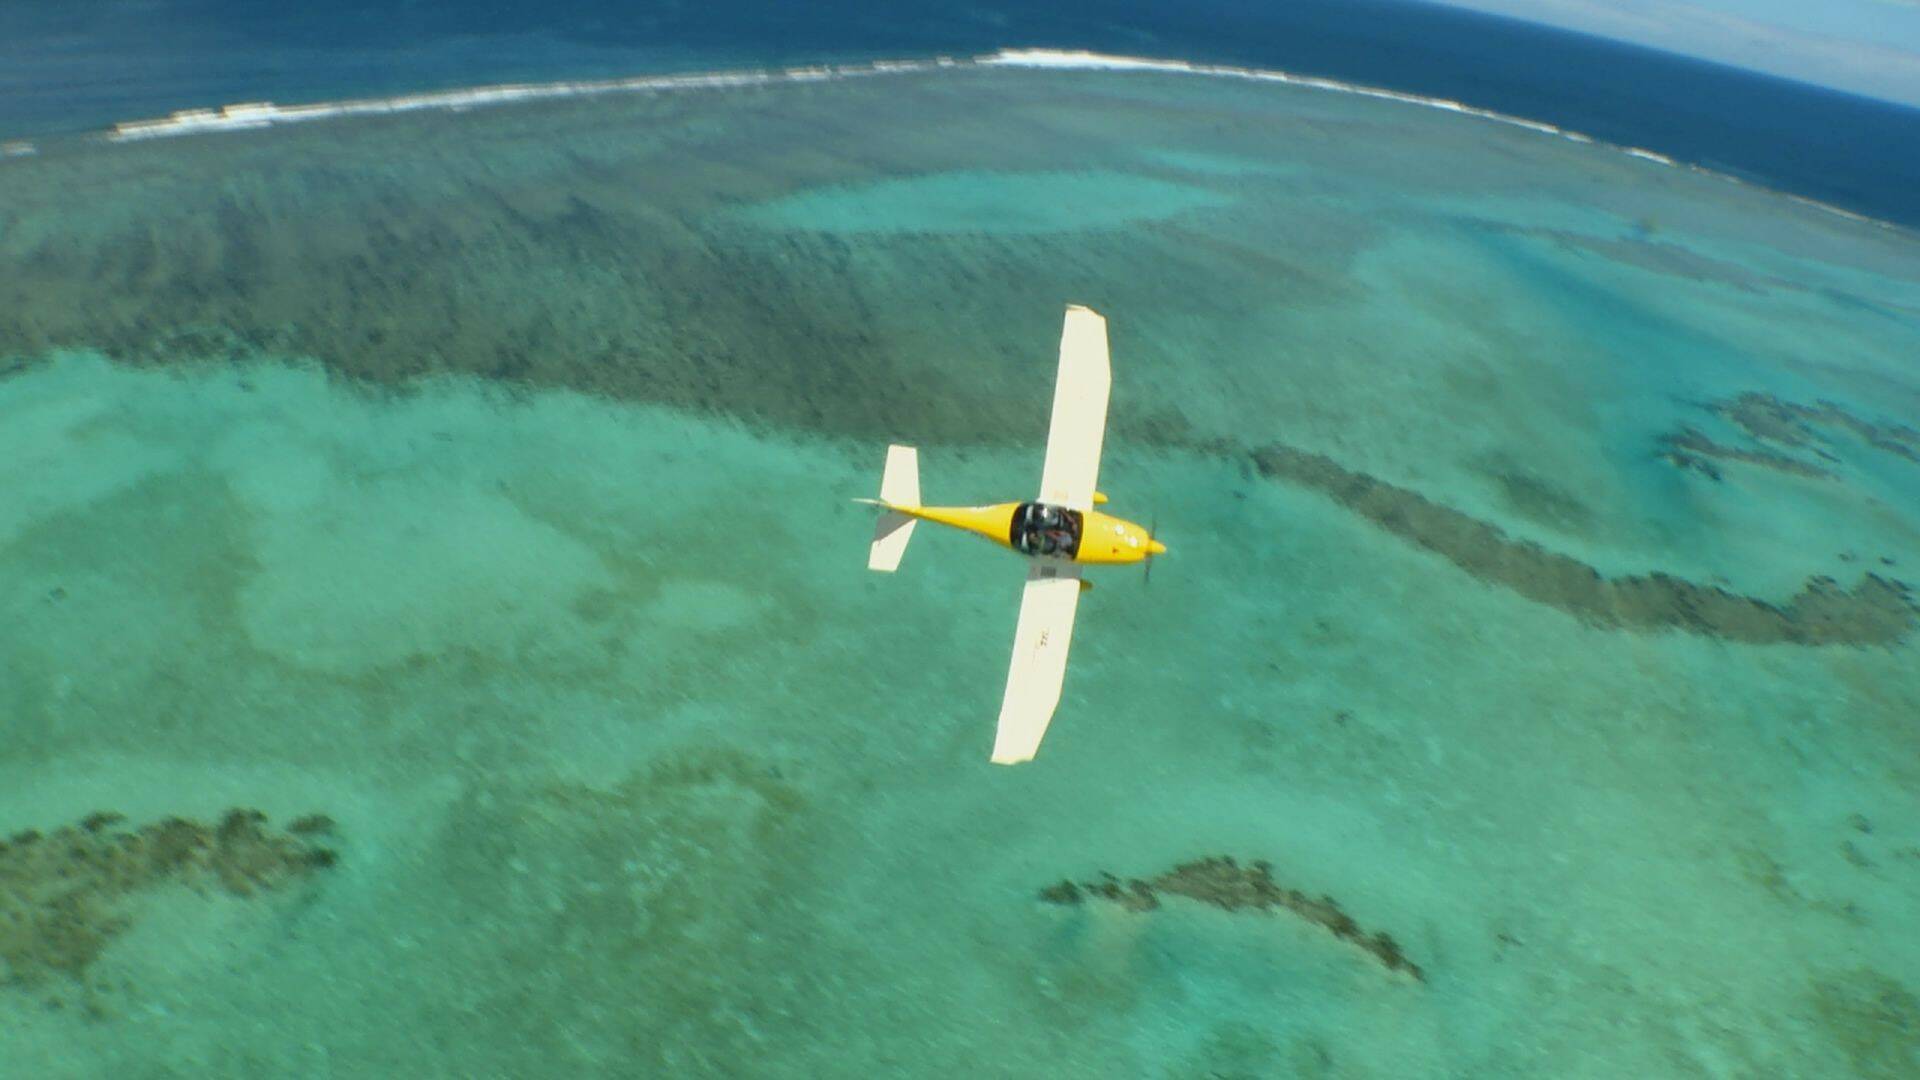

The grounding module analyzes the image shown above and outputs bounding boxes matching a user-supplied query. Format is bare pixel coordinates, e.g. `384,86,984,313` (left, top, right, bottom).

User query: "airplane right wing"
991,561,1084,765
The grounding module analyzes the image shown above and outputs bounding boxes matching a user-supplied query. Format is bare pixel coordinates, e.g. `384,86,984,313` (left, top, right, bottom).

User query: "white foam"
1623,146,1678,166
982,48,1577,139
0,139,34,158
104,60,912,142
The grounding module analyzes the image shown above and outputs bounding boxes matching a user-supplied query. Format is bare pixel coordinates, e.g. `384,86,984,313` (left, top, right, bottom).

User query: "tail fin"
858,444,919,572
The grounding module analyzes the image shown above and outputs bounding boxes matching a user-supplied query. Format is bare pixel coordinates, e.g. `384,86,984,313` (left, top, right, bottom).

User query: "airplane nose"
1147,539,1166,556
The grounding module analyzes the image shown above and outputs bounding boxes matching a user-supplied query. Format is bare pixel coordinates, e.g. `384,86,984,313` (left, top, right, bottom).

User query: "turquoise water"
733,171,1231,234
3,66,1919,1076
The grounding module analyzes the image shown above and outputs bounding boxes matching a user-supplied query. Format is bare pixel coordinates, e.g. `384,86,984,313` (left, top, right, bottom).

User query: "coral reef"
1658,426,1834,481
0,809,337,988
1651,388,1920,480
1659,391,1920,483
1039,856,1423,981
1719,393,1920,466
1251,443,1917,646
0,78,1302,450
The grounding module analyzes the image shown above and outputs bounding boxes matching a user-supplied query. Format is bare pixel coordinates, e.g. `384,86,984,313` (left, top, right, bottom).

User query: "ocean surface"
3,0,1919,229
3,8,1920,1080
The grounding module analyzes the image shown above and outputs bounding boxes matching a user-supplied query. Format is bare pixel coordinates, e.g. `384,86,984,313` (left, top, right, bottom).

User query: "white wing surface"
1036,305,1111,512
991,562,1084,765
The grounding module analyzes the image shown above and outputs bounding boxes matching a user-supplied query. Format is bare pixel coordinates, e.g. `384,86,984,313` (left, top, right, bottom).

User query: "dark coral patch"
0,809,337,988
1040,856,1423,981
1720,393,1920,466
1658,426,1834,481
1663,392,1920,483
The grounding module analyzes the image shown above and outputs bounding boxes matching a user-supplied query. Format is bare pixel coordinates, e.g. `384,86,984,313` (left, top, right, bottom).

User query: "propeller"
1144,514,1159,586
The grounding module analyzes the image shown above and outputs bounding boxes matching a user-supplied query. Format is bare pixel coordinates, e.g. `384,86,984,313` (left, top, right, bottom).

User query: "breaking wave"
14,47,1895,233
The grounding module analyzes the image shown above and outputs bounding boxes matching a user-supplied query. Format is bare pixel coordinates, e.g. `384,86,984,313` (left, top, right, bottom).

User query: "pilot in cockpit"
1028,503,1075,556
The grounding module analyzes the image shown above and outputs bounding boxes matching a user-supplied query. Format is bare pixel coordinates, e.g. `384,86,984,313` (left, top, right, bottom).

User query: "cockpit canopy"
1011,501,1082,558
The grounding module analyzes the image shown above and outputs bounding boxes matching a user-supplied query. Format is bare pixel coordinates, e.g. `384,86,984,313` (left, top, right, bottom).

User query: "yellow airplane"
857,304,1165,765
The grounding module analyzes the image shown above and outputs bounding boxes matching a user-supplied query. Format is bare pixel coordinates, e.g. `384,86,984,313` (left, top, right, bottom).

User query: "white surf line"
986,51,1702,181
0,140,35,158
986,48,1564,138
101,56,966,142
83,46,1901,235
982,49,1903,235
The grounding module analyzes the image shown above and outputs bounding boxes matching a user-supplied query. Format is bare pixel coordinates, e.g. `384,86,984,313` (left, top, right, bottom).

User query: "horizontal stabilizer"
868,511,915,572
881,444,920,508
863,443,921,572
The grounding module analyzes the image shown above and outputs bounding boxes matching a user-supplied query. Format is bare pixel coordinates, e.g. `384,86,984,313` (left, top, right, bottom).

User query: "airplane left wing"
1036,305,1112,512
991,561,1084,765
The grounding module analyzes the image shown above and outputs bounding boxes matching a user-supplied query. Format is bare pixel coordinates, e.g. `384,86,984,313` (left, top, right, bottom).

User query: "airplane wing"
1036,305,1111,512
991,561,1084,765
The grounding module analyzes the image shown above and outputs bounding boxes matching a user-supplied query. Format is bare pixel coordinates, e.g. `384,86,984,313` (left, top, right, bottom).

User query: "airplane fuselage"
889,500,1163,565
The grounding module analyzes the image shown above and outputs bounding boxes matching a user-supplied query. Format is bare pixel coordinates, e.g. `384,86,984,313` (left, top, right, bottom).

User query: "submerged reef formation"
0,76,1292,450
0,809,337,988
1658,427,1835,482
1252,443,1918,646
1039,856,1423,982
1659,392,1919,482
1536,228,1774,294
1719,393,1920,466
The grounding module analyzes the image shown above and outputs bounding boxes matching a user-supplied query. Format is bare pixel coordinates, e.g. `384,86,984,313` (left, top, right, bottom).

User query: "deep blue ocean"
4,1,1918,227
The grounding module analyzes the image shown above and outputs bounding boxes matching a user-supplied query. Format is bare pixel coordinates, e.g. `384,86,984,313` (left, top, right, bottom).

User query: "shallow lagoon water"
733,170,1230,234
2,66,1919,1077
